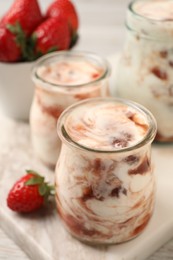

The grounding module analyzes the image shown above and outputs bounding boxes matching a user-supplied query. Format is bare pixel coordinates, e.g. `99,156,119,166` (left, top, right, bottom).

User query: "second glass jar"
30,51,110,168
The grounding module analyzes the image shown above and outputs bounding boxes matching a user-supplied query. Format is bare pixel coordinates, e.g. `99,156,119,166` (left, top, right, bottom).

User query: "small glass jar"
30,51,110,168
55,97,157,245
115,0,173,142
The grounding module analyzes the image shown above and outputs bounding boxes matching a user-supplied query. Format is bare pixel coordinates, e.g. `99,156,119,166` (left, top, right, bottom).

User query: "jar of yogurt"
116,0,173,142
30,51,110,168
55,97,157,244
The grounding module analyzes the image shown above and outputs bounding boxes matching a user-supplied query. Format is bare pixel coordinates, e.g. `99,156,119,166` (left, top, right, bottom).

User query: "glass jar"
55,97,157,244
30,51,110,168
115,0,173,142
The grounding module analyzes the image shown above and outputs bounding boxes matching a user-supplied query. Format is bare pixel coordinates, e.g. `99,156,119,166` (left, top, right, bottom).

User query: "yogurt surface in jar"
55,98,157,244
64,100,149,150
36,60,104,86
134,0,173,21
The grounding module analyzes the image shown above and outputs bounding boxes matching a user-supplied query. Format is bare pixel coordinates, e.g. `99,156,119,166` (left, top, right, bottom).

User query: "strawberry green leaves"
25,170,55,199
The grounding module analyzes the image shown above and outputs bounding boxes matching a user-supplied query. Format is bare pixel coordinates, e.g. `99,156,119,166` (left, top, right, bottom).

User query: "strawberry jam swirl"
36,60,104,86
64,101,149,150
55,98,157,244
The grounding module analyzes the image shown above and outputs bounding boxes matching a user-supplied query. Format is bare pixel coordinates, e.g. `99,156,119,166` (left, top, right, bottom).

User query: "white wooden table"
0,0,173,259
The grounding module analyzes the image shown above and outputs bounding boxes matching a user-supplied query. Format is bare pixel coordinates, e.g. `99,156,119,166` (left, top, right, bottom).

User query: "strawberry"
7,170,54,213
32,16,70,57
0,24,21,62
0,0,43,62
46,0,79,37
1,0,43,36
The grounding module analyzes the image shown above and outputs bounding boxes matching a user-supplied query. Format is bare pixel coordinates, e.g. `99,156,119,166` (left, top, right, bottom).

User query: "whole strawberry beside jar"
7,170,54,213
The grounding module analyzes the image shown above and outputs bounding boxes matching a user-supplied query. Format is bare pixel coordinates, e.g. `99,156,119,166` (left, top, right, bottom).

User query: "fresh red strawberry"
0,24,21,62
1,0,43,36
32,16,70,57
46,0,79,36
7,170,54,213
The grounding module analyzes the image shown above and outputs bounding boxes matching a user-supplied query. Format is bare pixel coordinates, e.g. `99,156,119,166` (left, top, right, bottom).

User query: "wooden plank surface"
0,0,173,259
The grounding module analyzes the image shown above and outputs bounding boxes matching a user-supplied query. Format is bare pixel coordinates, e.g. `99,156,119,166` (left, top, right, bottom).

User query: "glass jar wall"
30,51,110,168
116,0,173,142
55,97,157,244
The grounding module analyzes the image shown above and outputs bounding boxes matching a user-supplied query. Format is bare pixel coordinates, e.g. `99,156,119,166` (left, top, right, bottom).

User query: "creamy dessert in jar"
30,51,110,168
115,0,173,142
55,97,157,244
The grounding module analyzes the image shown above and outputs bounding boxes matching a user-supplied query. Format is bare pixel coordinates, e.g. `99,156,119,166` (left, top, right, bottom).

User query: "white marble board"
0,55,173,260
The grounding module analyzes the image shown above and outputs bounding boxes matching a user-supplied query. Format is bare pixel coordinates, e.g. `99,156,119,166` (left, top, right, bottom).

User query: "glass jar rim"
57,97,157,154
126,0,173,41
129,0,173,23
31,51,110,92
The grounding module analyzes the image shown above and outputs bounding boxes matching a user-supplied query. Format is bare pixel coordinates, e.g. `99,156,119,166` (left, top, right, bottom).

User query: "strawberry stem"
7,22,36,61
25,170,55,201
69,32,79,49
